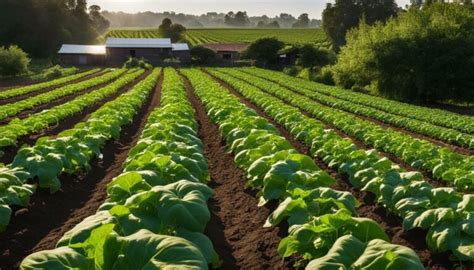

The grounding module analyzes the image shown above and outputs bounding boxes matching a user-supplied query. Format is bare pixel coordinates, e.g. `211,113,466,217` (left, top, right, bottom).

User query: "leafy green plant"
208,67,474,262
182,68,423,268
0,68,100,100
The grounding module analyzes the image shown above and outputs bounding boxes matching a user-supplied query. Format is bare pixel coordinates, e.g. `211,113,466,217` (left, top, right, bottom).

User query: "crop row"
240,68,473,149
214,68,474,191
0,68,158,234
182,68,424,269
20,68,218,269
0,68,100,100
0,69,143,151
209,68,474,263
242,67,474,135
0,69,125,122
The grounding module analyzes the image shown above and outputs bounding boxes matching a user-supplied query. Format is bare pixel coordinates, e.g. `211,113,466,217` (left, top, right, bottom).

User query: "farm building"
58,38,190,66
58,45,106,65
171,43,191,63
201,43,248,62
278,46,299,66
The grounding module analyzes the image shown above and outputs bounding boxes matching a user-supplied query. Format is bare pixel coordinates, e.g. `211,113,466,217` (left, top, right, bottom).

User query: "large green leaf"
20,247,93,270
306,234,423,270
110,180,212,235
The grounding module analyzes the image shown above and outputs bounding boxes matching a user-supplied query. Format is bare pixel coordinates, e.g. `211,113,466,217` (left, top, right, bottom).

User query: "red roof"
201,43,248,53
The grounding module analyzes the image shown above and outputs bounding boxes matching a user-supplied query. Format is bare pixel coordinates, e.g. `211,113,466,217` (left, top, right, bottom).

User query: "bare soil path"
181,72,292,269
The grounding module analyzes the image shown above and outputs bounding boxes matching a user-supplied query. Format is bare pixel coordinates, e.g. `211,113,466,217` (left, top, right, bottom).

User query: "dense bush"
332,3,474,103
322,0,398,51
123,57,152,69
298,45,336,68
0,45,30,77
314,66,335,85
243,37,284,66
190,46,217,64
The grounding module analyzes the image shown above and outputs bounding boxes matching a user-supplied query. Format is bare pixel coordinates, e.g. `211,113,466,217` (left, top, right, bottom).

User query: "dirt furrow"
0,70,163,269
206,70,452,269
251,73,473,155
0,71,151,165
0,69,106,105
181,72,292,270
206,70,452,189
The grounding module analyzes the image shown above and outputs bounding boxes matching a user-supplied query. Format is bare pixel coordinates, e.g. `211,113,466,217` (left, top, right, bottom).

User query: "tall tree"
0,0,108,57
158,18,186,42
322,0,398,51
292,13,310,28
224,11,250,26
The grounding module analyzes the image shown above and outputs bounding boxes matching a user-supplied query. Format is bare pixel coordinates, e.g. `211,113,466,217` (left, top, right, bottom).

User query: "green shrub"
243,37,284,66
0,45,30,77
314,66,335,85
190,46,217,64
43,65,65,80
123,57,152,70
297,45,335,68
332,4,474,103
283,66,301,77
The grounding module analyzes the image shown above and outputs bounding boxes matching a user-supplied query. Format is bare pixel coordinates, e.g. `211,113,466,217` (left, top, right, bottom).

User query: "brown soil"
0,69,105,105
0,71,163,269
0,72,151,166
205,70,455,269
256,74,473,156
425,102,474,117
181,72,293,270
210,70,456,190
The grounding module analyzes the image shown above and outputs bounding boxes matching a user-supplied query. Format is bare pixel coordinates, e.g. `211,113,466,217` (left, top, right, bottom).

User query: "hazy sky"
89,0,412,19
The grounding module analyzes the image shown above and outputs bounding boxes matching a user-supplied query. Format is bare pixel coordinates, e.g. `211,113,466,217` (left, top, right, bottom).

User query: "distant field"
106,28,330,47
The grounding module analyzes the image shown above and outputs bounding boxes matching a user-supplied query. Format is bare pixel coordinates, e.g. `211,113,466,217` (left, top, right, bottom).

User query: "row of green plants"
0,69,124,122
208,68,474,264
241,67,474,148
0,68,100,100
215,68,474,191
0,69,142,151
0,69,156,234
244,67,474,134
182,68,423,269
20,68,218,269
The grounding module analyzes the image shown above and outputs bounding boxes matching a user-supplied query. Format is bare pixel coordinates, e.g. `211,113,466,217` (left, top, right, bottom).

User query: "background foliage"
332,3,474,103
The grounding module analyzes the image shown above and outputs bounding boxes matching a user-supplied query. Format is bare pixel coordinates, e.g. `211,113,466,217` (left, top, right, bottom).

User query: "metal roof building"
58,44,106,55
58,38,191,66
172,43,190,51
105,38,173,49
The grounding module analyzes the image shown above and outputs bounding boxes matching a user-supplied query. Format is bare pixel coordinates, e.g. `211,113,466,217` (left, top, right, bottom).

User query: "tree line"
318,0,474,103
101,11,321,28
0,0,109,58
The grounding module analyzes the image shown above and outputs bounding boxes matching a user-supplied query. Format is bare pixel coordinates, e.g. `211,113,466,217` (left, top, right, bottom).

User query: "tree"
158,18,186,42
190,46,217,64
292,13,310,28
257,21,266,27
224,11,250,26
0,45,30,77
243,38,284,66
89,5,110,34
298,45,334,68
0,0,106,57
332,3,474,103
267,21,280,28
322,0,398,51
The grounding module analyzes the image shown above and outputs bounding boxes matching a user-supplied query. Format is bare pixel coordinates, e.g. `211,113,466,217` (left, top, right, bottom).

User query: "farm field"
0,67,472,269
106,28,330,47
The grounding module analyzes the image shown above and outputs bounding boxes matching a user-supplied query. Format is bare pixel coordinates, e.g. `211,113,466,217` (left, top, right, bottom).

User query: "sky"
89,0,412,19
